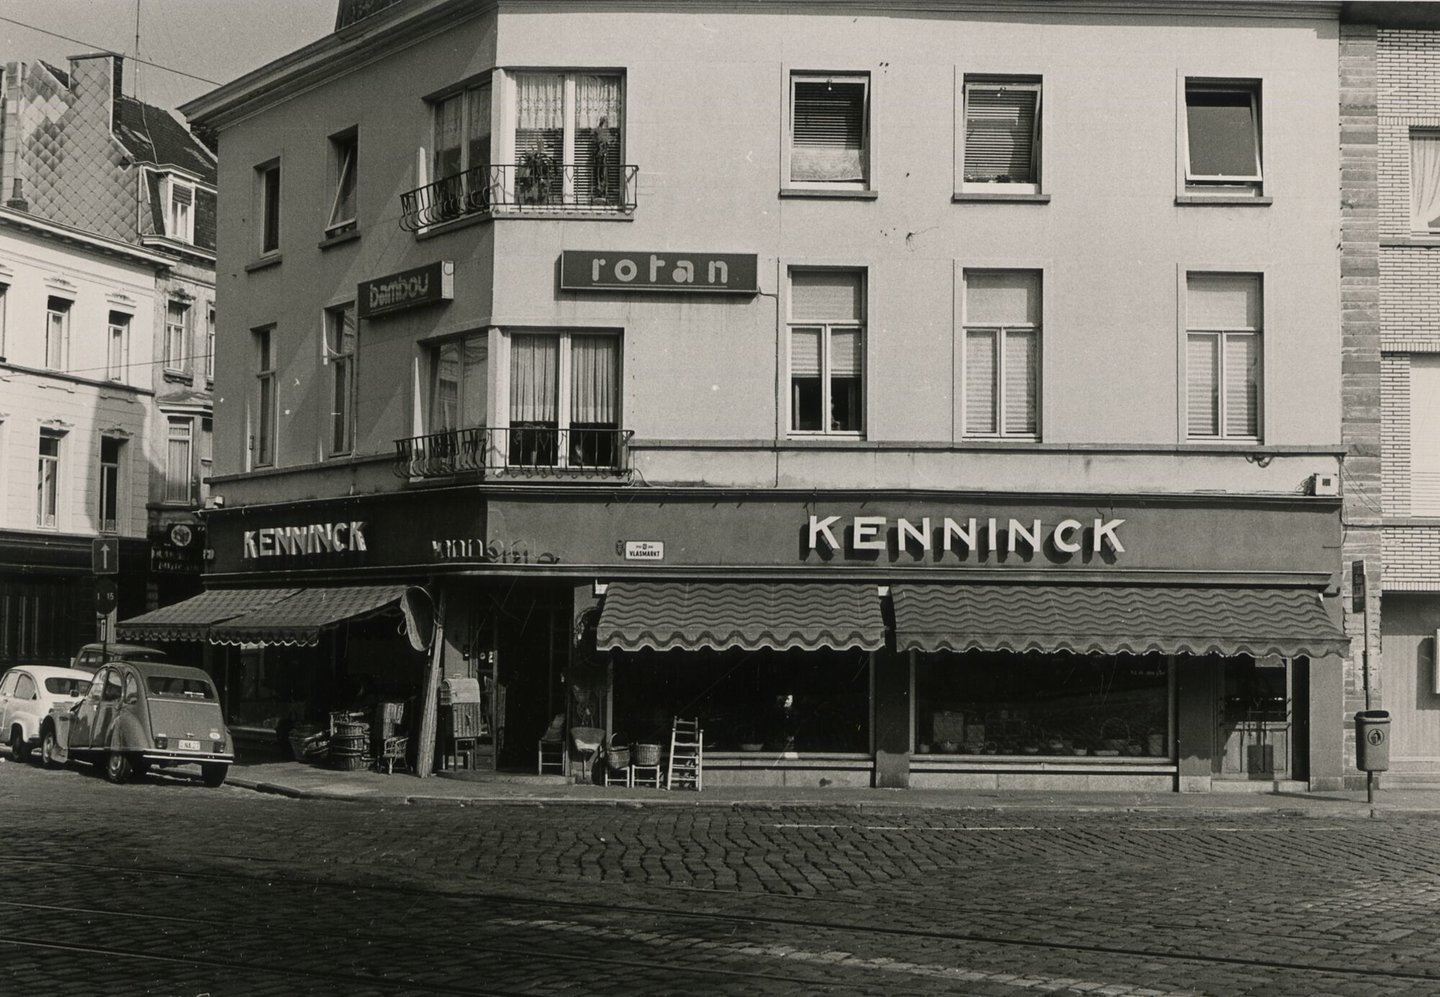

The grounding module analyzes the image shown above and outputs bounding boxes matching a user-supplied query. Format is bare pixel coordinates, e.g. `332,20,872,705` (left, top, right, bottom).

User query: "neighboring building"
170,0,1350,789
1340,3,1440,787
0,53,217,664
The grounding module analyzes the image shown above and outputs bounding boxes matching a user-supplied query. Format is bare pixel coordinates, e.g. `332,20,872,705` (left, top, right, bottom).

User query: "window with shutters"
962,77,1041,194
962,270,1040,440
1183,79,1262,194
788,269,865,436
1185,273,1261,442
788,73,869,190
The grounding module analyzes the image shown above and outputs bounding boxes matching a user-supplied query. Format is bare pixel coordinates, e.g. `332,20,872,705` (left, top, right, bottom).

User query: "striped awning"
117,588,300,643
597,581,885,653
208,585,409,647
891,583,1349,658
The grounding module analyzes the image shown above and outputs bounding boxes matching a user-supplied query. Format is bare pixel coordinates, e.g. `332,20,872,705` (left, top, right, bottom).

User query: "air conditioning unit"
1310,473,1339,497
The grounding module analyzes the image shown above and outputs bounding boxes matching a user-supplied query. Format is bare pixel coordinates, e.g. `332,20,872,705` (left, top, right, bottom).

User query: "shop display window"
915,652,1171,759
613,648,869,753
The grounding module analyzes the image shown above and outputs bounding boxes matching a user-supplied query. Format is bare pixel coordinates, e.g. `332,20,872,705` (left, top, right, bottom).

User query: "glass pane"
257,377,274,463
1223,333,1259,438
570,335,618,426
435,94,462,178
1411,132,1440,230
965,329,998,435
964,85,1038,183
331,356,351,453
1188,273,1260,329
1411,357,1440,514
830,374,860,431
966,270,1039,325
790,327,821,376
791,271,863,323
575,76,622,205
1187,334,1220,437
791,80,866,182
509,334,559,424
432,341,460,432
1186,88,1259,178
461,336,487,428
1003,328,1037,436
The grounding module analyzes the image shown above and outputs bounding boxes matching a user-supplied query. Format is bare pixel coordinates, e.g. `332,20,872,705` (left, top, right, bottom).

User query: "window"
507,331,619,468
327,129,358,235
1408,357,1440,515
430,333,487,432
787,269,864,435
13,671,35,701
165,301,189,372
1184,80,1262,189
789,73,868,188
99,436,122,533
204,304,215,381
1186,273,1262,441
36,431,61,527
165,176,195,243
199,417,213,506
963,270,1040,439
962,77,1041,192
106,311,129,381
512,72,622,207
254,328,276,467
256,161,281,255
101,669,122,702
0,282,8,359
325,304,356,455
434,83,490,213
45,297,70,370
1411,130,1440,232
166,418,194,503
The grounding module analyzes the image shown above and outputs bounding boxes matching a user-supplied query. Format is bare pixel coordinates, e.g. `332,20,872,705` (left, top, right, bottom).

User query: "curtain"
1412,133,1440,230
576,75,622,204
516,73,565,131
576,75,621,131
510,334,559,424
570,335,618,425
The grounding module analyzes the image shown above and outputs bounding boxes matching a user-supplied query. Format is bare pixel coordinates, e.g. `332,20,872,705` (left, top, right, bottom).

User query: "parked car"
70,642,171,672
0,666,93,762
40,660,233,787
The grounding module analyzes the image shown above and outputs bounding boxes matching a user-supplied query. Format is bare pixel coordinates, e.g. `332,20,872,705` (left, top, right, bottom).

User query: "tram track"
0,855,1435,989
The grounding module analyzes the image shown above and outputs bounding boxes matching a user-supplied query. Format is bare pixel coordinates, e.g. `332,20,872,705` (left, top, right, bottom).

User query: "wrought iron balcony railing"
394,426,634,479
399,162,638,231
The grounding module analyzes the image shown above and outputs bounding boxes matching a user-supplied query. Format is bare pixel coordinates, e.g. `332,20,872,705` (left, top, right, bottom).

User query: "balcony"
394,426,634,480
399,162,638,231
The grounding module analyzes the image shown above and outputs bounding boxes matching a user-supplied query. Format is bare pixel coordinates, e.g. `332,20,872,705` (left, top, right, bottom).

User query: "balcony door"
508,331,618,469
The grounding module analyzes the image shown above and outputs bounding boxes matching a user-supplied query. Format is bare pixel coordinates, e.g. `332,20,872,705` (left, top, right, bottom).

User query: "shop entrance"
1215,656,1292,780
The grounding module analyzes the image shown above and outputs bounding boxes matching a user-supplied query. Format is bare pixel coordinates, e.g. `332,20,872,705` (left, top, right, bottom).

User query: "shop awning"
208,585,409,647
597,581,886,653
891,583,1350,659
117,587,301,643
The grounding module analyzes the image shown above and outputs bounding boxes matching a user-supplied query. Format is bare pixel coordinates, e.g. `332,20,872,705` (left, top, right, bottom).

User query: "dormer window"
164,175,196,243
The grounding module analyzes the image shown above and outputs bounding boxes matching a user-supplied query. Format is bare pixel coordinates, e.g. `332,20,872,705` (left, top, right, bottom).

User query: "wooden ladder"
666,717,703,792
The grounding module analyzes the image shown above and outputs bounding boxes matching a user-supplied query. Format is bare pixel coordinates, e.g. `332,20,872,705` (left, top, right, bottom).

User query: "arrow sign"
94,578,118,616
92,537,119,576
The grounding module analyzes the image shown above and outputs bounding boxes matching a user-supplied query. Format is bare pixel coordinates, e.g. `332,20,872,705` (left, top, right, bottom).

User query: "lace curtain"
570,336,618,425
510,334,559,424
1412,132,1440,231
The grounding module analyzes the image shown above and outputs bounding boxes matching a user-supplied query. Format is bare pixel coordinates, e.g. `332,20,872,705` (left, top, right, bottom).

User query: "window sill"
952,192,1050,203
1382,236,1440,247
244,254,282,273
1175,195,1272,207
162,369,193,384
779,188,879,200
318,228,360,251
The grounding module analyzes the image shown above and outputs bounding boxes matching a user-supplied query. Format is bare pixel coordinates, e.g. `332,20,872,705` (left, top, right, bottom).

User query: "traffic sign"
92,536,119,576
94,578,118,616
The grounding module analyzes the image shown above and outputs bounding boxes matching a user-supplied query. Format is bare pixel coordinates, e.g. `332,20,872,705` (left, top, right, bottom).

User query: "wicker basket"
633,743,661,767
332,753,368,771
606,746,631,771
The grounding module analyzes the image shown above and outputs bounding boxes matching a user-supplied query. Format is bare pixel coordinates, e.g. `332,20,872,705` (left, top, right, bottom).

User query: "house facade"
0,53,217,665
173,0,1350,789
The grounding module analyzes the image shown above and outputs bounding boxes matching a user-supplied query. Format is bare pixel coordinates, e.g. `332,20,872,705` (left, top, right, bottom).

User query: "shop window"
915,652,1171,758
430,333,487,433
325,303,356,456
962,77,1041,193
507,331,619,468
255,160,281,256
252,327,276,467
962,270,1040,439
164,301,190,373
106,311,129,381
36,430,62,528
165,417,194,503
612,648,870,754
789,73,869,189
511,72,622,207
1186,272,1261,441
326,128,358,236
788,269,864,436
1411,129,1440,232
98,436,122,533
1183,79,1262,193
45,297,70,370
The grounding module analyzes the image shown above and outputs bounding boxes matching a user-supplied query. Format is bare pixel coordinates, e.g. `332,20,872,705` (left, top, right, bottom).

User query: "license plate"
178,739,201,751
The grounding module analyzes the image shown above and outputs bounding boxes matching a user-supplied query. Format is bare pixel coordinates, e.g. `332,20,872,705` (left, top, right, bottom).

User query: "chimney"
6,178,27,211
66,53,123,131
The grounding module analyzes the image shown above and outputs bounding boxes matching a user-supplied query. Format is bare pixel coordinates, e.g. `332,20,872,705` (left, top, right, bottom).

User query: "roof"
115,95,216,185
596,581,886,653
127,661,213,681
3,665,93,680
890,583,1349,658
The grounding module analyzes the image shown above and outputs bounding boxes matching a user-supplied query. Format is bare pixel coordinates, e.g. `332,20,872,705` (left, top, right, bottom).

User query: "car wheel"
40,728,62,769
104,751,132,785
9,727,30,764
201,763,228,788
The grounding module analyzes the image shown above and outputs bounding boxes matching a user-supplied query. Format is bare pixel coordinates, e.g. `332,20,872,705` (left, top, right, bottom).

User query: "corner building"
169,0,1349,790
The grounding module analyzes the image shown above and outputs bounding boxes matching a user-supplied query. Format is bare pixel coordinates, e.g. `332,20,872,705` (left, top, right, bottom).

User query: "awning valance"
891,583,1349,659
597,581,885,653
208,585,409,647
117,588,300,643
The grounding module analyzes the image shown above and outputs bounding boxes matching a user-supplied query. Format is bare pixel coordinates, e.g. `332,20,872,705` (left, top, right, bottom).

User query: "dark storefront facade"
123,485,1348,790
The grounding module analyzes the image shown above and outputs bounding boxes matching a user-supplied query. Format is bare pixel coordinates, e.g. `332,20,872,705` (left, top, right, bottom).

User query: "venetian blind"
790,327,822,377
791,270,863,323
1186,335,1220,437
791,79,866,182
1003,329,1037,436
965,329,997,435
830,327,862,377
964,85,1038,183
1410,357,1440,514
1223,334,1258,437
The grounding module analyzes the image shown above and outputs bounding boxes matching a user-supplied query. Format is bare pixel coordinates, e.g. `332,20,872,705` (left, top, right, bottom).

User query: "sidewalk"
226,759,1440,815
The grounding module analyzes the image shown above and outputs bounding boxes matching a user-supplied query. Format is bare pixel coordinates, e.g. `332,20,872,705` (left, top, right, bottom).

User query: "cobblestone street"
3,759,1439,996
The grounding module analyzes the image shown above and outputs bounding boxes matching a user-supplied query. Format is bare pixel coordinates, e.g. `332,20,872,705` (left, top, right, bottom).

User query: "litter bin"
1355,710,1391,772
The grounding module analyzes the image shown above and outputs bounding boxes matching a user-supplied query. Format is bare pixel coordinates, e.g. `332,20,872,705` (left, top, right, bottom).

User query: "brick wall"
1384,529,1440,589
1382,353,1411,515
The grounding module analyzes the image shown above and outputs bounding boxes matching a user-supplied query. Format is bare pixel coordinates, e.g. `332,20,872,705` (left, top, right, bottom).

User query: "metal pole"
1367,769,1374,806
